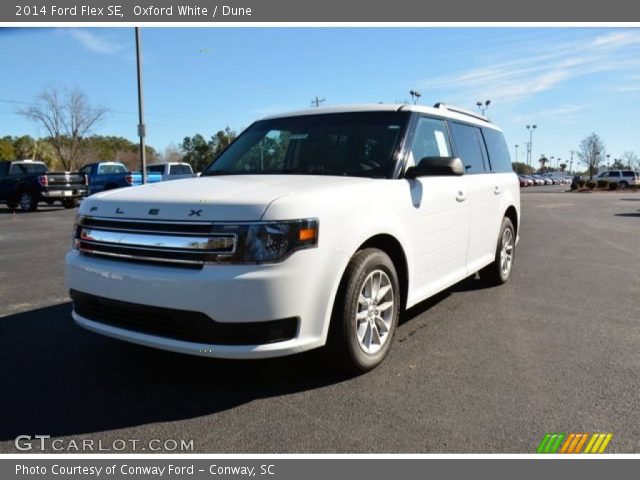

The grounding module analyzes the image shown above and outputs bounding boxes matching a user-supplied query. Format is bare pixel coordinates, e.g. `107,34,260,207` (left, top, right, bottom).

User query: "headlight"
215,218,319,263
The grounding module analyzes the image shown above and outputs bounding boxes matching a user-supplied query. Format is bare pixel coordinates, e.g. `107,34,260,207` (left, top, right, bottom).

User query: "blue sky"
1,27,639,167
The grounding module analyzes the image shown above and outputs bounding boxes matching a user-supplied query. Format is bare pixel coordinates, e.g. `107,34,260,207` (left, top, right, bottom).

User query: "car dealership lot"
1,185,639,453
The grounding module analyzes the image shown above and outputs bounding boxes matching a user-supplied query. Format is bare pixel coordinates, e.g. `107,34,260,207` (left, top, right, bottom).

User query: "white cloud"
67,29,121,55
420,29,640,104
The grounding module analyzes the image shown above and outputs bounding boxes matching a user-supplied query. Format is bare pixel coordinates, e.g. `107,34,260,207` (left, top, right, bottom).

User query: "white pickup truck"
66,103,520,372
146,162,196,181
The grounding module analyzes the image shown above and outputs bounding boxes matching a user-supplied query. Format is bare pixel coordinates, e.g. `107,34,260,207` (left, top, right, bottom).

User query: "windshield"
202,112,410,178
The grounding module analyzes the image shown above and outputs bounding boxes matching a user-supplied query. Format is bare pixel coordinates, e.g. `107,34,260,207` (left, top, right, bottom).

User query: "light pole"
569,150,575,175
526,124,537,170
476,99,491,115
606,154,611,168
514,144,519,163
409,90,422,105
135,27,147,184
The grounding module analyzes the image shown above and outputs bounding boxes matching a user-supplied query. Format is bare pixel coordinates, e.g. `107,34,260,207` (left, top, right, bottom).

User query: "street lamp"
476,99,491,114
514,144,519,163
409,90,422,105
526,124,537,170
606,154,611,168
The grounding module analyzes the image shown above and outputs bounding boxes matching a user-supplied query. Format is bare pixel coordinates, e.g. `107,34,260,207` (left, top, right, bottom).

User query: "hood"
79,174,372,221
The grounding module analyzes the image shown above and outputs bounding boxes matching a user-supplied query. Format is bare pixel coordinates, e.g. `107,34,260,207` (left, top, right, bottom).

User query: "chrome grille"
75,217,236,268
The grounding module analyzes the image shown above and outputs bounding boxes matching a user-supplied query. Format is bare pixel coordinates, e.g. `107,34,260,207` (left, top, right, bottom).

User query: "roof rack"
433,102,490,123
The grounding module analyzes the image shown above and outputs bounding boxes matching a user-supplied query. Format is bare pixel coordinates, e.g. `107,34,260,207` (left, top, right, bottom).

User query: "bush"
587,180,597,190
578,180,587,188
570,183,578,191
609,182,619,190
597,180,609,189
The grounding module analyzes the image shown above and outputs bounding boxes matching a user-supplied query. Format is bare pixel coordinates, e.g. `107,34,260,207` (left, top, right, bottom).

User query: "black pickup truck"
0,160,87,212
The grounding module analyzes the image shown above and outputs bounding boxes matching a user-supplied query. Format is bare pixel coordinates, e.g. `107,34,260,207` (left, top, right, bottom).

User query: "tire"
6,200,18,210
479,217,516,286
328,248,400,373
18,191,38,212
62,198,78,209
619,181,628,189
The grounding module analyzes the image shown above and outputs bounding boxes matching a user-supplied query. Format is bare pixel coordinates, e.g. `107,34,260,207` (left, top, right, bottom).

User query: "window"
450,123,487,174
622,171,635,177
169,164,193,175
9,162,47,174
482,128,512,173
608,171,620,177
146,165,164,174
409,116,451,166
98,163,127,175
202,112,410,179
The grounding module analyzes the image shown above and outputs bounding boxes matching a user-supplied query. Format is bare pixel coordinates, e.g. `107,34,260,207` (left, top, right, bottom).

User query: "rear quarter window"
482,128,513,173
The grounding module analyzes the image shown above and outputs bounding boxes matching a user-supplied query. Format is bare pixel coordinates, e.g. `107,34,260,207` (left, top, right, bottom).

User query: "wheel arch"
504,205,519,237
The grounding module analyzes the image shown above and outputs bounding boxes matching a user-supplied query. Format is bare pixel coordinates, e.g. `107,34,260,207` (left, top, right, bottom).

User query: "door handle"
494,185,501,195
456,191,466,202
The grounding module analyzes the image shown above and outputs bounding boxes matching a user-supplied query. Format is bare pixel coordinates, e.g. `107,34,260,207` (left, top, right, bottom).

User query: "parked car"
66,103,520,372
146,162,196,181
518,175,530,187
0,160,87,212
594,170,639,188
530,175,545,186
80,162,162,196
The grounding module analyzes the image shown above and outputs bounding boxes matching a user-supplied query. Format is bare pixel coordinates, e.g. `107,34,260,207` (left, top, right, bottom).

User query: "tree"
512,161,532,175
611,159,625,170
0,137,15,160
621,151,639,170
181,134,213,172
538,155,549,173
578,133,605,180
18,87,108,170
163,143,182,163
559,163,567,172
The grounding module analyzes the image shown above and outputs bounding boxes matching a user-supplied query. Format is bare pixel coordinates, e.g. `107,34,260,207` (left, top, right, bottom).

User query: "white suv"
66,103,520,372
595,170,639,188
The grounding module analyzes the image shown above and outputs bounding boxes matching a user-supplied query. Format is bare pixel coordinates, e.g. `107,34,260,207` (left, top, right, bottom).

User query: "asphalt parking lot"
0,185,638,453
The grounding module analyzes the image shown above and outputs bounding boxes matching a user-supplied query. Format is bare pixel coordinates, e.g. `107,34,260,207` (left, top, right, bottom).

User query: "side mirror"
405,156,464,179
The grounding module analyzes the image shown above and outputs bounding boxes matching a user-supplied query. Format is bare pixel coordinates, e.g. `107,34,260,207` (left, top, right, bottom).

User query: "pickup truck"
80,162,162,196
67,103,520,373
146,162,196,181
0,160,87,212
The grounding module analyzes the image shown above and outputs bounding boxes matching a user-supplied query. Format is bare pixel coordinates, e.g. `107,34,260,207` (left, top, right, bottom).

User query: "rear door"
449,121,499,273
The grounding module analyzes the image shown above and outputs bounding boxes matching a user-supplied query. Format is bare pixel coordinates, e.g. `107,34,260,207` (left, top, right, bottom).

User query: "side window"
482,128,512,173
622,171,634,177
9,163,26,174
609,171,620,177
450,122,487,174
147,165,164,174
409,116,451,167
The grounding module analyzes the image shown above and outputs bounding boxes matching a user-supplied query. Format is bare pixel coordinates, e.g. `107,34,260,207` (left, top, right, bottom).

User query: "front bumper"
66,246,349,359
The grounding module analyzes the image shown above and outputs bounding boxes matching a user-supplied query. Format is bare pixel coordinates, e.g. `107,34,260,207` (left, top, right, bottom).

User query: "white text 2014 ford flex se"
66,103,520,372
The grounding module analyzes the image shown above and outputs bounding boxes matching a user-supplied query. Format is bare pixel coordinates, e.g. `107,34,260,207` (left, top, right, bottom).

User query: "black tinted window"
147,165,164,173
450,123,487,174
9,162,47,174
622,171,635,177
608,171,620,177
170,164,192,175
482,128,512,173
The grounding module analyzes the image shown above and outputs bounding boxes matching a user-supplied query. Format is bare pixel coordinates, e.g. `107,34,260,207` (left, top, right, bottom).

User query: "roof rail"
433,102,490,123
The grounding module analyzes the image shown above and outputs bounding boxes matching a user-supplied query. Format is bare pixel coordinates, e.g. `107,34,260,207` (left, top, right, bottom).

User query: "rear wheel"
19,191,38,212
328,248,400,373
479,217,515,286
619,181,628,189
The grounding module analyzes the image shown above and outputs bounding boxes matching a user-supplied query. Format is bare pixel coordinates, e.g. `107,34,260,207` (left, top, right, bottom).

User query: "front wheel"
619,181,628,189
479,217,516,286
328,248,400,373
19,191,38,212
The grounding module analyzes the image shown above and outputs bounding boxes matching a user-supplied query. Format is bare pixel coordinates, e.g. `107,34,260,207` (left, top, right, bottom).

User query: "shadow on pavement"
0,274,491,442
0,303,350,441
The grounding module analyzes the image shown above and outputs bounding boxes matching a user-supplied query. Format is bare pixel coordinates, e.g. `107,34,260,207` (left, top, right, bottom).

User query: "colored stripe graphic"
540,433,613,453
537,433,565,453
